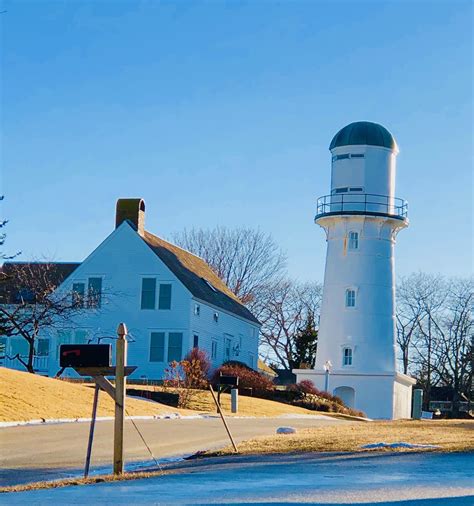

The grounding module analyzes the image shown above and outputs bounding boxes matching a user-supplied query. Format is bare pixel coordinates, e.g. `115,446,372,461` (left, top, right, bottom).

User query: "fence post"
412,389,423,420
231,388,238,414
114,323,128,475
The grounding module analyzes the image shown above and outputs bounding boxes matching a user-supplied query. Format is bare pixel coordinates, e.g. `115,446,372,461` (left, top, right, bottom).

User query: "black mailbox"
219,374,239,387
60,344,111,368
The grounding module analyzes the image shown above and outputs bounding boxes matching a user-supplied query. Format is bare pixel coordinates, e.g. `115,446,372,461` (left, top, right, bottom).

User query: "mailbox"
219,374,239,387
60,344,111,368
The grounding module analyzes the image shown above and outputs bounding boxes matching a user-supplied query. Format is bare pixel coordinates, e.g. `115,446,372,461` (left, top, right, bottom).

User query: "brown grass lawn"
209,419,474,456
179,388,328,417
0,367,192,421
0,368,329,422
129,385,351,418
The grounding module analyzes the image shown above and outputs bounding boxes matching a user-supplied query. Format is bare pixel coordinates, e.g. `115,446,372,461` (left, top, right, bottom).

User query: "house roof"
0,262,80,303
258,359,277,377
142,231,260,325
0,230,260,325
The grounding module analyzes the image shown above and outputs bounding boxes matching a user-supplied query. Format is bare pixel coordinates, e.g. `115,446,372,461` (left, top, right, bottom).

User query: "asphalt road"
0,415,346,486
3,452,473,505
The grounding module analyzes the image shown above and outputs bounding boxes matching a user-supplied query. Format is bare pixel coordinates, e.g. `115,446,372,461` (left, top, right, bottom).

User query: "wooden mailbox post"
60,322,136,477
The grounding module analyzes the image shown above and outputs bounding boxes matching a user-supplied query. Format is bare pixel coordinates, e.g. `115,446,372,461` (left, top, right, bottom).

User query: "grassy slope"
187,389,324,416
0,368,322,421
0,367,189,421
209,419,474,455
129,385,327,417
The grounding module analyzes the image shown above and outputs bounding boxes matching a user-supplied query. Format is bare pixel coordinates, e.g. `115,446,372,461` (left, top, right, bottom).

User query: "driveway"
3,452,473,504
0,415,346,486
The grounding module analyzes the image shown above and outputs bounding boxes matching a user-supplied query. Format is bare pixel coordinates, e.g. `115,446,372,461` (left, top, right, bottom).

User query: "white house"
293,121,416,419
1,199,260,379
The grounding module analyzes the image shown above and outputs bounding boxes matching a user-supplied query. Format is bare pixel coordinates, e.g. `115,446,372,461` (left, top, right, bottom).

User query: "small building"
0,199,260,379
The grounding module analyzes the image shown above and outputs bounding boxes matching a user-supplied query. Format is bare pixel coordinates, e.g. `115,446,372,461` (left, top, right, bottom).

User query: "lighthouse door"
333,386,355,408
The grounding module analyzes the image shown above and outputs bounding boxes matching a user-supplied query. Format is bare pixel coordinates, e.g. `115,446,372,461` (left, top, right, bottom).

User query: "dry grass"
134,385,331,417
0,469,175,494
209,419,474,456
0,368,328,422
184,389,326,417
0,367,191,422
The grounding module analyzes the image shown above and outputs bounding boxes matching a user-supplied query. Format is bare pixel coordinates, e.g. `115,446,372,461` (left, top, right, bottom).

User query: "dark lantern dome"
329,121,398,152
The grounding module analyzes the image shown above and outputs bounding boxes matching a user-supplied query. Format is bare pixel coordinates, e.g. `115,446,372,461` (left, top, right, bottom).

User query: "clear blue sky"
1,0,472,281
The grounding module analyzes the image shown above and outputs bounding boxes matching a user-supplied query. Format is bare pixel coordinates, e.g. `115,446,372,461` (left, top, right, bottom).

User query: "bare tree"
397,273,473,412
256,279,322,370
430,278,474,415
396,273,444,375
0,263,88,373
0,196,20,260
172,227,286,306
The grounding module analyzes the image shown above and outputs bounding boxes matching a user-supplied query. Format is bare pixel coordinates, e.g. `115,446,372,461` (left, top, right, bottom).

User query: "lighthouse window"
345,289,356,308
334,187,349,194
348,232,359,250
343,347,353,366
350,154,365,158
332,154,350,161
349,187,363,192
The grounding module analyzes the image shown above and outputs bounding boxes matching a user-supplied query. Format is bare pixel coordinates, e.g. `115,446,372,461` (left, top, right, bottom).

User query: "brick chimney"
115,198,145,236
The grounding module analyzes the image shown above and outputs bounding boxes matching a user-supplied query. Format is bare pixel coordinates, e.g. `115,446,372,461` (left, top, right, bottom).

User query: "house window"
168,332,183,362
348,232,359,250
37,338,50,356
87,277,102,308
193,335,199,348
150,332,165,362
211,340,218,360
194,303,200,316
213,312,219,323
343,347,353,366
248,352,255,369
158,284,172,310
345,289,356,308
72,282,85,307
224,337,231,361
141,278,156,309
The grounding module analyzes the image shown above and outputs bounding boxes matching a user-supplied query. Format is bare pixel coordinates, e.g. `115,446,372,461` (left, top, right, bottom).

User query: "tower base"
293,369,416,419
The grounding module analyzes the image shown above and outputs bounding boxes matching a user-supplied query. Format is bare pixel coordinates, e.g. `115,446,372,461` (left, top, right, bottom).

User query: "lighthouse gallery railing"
315,193,408,220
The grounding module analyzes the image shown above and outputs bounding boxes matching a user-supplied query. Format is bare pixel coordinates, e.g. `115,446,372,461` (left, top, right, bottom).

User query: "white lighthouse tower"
295,121,416,419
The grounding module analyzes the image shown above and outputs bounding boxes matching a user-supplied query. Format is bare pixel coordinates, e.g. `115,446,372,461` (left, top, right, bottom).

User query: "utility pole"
114,322,127,475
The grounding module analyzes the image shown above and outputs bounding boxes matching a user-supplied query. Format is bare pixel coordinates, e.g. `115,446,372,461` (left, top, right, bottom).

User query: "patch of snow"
361,441,441,449
277,426,297,434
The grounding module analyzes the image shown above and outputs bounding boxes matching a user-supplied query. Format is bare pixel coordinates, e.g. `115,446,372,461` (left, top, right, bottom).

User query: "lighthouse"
294,121,416,419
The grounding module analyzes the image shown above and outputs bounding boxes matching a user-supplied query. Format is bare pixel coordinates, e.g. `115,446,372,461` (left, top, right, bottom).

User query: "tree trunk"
26,338,35,374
